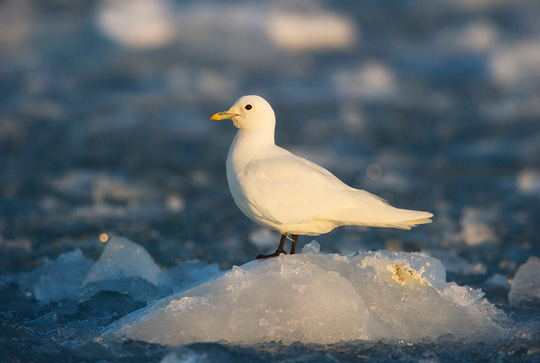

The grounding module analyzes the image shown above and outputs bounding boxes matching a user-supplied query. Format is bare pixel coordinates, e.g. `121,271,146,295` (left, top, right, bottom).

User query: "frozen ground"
1,0,540,361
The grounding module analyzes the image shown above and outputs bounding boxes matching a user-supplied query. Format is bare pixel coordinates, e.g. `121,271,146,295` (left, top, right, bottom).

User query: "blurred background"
1,0,540,279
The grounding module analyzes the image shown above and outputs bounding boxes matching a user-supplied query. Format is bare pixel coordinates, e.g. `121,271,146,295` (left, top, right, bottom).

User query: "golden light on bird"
99,233,109,243
212,95,432,259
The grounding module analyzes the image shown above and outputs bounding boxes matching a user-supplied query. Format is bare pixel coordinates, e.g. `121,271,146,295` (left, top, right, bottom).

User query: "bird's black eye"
245,104,252,110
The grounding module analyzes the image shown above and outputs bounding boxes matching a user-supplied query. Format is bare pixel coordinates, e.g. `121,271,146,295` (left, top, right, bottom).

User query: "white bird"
211,95,433,259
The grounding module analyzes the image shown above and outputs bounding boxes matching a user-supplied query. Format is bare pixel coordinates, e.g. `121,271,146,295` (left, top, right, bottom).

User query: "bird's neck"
228,127,276,167
236,126,276,150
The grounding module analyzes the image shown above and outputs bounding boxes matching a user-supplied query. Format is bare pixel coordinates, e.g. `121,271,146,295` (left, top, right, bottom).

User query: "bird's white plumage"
213,95,432,236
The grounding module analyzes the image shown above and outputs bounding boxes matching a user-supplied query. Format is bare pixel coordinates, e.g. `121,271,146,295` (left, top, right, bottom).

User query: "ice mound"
22,237,220,304
80,237,163,302
84,237,160,286
509,257,540,305
105,242,505,346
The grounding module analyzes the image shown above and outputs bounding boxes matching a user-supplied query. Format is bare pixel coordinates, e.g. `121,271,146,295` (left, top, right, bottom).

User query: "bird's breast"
226,152,258,220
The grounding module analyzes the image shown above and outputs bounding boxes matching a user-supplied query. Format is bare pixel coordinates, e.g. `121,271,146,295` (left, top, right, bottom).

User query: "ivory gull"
211,95,432,259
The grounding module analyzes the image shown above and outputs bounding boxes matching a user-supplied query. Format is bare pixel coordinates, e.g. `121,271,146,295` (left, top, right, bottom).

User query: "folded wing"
237,151,432,229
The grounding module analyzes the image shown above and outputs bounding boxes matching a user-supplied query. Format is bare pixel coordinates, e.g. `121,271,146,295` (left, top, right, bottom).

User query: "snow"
509,257,540,305
105,241,505,346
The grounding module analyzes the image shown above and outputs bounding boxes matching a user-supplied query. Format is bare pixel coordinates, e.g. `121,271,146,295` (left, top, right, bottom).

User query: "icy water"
1,0,540,362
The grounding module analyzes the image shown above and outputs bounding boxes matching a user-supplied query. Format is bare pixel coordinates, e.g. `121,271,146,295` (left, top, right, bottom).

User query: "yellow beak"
210,111,239,120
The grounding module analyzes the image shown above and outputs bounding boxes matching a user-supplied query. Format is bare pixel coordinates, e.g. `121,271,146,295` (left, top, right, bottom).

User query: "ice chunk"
301,240,321,254
96,0,176,50
21,236,221,304
424,249,486,275
165,193,185,212
81,237,166,302
460,207,499,246
485,274,511,289
333,62,397,99
83,236,160,286
509,257,540,305
105,243,505,345
247,228,276,249
517,168,540,196
53,170,155,204
20,249,93,303
266,11,357,52
490,41,540,87
437,21,497,53
160,348,212,363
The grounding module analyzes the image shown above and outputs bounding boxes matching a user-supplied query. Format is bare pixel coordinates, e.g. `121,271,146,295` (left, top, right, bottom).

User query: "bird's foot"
256,233,289,259
256,250,286,259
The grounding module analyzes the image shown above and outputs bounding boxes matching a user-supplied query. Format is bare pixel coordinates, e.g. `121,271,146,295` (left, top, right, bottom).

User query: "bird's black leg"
257,233,287,259
290,234,298,254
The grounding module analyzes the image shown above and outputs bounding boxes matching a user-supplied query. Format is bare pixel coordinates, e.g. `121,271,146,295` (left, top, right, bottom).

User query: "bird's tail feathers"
317,208,433,230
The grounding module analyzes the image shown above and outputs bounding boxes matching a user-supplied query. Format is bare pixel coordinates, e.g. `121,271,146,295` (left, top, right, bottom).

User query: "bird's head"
211,95,275,130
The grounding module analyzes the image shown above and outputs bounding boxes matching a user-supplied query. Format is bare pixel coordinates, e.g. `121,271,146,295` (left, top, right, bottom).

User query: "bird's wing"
237,152,387,226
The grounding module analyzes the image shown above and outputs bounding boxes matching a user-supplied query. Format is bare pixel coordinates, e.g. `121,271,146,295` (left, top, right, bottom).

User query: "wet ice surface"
1,0,540,361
